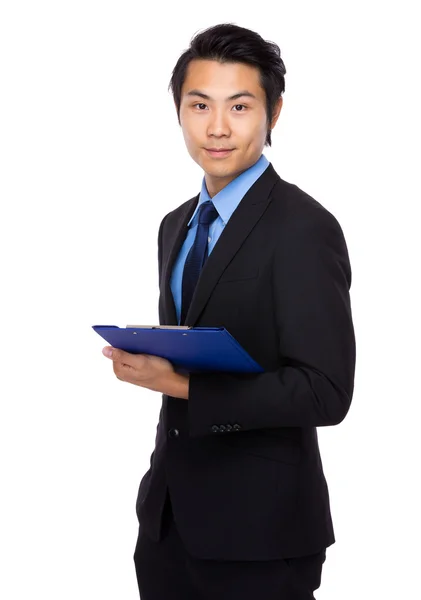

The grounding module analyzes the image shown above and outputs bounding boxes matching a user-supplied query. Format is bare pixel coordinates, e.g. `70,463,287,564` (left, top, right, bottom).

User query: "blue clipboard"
92,325,264,373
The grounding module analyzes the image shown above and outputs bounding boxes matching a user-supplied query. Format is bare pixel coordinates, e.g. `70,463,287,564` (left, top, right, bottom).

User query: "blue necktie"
180,200,219,325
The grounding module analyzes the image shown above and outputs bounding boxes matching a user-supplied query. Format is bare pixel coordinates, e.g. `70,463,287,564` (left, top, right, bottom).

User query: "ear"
270,96,283,129
174,99,181,123
172,99,180,125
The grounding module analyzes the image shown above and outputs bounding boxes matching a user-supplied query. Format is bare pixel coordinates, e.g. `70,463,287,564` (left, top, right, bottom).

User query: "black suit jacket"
135,162,356,561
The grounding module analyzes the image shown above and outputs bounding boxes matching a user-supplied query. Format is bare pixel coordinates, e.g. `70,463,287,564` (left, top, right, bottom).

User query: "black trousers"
133,492,326,600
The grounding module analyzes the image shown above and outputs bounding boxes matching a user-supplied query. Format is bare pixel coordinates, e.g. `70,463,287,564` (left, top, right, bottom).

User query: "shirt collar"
187,153,270,227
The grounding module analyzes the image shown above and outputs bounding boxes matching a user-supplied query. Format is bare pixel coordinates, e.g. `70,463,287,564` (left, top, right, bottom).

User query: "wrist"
169,372,190,399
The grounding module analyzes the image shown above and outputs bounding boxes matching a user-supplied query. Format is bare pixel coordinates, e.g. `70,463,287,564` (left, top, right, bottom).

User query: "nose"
206,108,231,138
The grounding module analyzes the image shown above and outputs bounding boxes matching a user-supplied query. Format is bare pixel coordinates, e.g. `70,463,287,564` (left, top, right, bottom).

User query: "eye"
192,103,248,111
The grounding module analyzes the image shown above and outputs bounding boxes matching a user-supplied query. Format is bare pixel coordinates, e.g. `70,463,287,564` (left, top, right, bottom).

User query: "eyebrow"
185,89,257,101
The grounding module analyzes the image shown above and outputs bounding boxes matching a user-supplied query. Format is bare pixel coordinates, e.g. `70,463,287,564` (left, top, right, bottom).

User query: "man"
102,23,356,600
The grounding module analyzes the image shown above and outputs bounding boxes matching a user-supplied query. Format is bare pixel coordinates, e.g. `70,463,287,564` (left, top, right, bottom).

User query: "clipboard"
92,325,264,373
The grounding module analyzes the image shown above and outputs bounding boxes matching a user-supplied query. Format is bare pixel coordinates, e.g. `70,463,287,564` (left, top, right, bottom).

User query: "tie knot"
198,201,219,225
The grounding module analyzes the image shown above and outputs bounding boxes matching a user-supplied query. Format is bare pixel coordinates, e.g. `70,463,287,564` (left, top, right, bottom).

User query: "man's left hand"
102,346,189,399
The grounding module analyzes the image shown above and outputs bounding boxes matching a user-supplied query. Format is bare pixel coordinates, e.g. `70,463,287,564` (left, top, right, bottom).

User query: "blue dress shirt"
170,153,270,325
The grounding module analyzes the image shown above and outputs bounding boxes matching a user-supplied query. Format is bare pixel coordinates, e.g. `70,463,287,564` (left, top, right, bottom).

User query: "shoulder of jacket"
271,176,344,234
159,193,199,228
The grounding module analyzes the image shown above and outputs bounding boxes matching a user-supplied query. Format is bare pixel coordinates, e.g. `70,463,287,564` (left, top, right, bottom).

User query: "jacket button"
233,424,241,431
211,425,220,433
219,425,227,432
168,428,179,438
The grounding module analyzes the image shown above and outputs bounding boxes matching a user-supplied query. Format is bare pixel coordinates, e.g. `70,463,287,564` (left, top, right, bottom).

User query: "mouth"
204,148,235,158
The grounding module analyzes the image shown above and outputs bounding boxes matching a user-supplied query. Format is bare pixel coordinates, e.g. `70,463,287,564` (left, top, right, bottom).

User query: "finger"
110,348,138,367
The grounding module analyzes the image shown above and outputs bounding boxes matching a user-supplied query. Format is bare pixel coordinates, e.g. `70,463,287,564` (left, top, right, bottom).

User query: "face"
178,59,283,197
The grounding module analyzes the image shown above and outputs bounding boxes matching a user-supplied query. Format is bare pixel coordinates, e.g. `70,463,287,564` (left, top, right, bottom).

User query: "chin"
206,165,236,177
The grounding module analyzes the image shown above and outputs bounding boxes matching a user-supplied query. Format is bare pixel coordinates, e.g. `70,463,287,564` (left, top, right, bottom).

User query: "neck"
205,172,239,198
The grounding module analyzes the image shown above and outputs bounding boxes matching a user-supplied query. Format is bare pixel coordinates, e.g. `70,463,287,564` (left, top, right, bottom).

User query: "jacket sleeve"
187,209,356,437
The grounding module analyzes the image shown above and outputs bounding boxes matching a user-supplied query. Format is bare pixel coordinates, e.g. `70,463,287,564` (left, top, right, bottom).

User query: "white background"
1,1,420,598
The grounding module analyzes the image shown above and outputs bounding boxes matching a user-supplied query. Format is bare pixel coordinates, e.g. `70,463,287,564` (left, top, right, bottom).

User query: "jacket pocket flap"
221,435,301,464
218,267,260,283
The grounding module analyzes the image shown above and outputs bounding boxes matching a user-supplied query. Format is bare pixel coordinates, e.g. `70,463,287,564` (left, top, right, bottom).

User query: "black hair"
168,23,286,147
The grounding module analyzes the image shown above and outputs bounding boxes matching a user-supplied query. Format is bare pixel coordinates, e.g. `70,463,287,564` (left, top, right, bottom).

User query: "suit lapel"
161,163,280,326
161,195,199,325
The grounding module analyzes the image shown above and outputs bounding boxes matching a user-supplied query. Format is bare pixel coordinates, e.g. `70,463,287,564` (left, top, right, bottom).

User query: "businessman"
102,23,356,599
